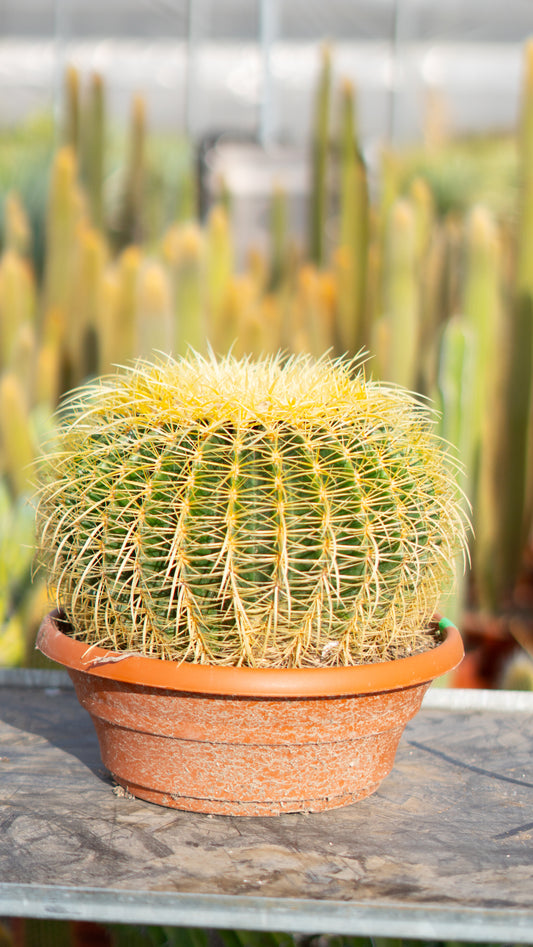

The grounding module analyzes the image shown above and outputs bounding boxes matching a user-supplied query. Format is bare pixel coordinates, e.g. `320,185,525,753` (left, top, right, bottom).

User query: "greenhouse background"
2,3,533,945
1,0,532,256
1,0,531,140
1,0,532,258
0,0,533,689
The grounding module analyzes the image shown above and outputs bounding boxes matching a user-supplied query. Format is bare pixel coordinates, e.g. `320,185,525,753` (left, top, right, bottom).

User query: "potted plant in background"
36,352,468,816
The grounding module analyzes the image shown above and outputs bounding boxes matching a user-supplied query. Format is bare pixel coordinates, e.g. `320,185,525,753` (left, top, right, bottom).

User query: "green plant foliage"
500,650,533,690
0,483,35,666
393,136,517,220
0,919,527,947
0,113,55,278
2,46,533,673
309,44,332,267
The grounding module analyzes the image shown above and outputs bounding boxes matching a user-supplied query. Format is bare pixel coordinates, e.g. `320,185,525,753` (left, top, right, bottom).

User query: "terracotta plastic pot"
37,611,464,816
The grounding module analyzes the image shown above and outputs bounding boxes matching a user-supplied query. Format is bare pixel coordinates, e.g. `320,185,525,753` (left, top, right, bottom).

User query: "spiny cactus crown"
36,353,468,667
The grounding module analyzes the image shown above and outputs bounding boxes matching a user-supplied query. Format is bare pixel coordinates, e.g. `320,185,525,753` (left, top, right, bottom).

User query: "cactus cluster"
36,353,468,668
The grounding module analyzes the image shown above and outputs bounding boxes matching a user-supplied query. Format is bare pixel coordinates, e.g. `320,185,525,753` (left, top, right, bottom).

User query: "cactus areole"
36,353,467,814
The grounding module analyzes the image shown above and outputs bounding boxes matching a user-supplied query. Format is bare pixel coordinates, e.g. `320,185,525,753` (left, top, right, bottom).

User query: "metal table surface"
1,669,532,943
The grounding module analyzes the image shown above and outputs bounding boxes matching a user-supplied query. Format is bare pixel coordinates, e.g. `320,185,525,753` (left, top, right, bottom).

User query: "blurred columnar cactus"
163,222,205,355
0,250,36,372
309,44,332,267
0,371,36,497
4,192,32,257
269,184,289,291
42,146,84,318
461,206,500,495
378,198,419,390
81,72,106,230
337,79,370,356
4,46,533,673
205,205,234,351
137,260,173,359
113,94,147,249
63,65,80,154
517,39,533,298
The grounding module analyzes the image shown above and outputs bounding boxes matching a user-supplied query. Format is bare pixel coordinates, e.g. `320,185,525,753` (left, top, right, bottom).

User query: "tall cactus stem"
461,205,500,502
289,264,335,357
337,79,369,354
68,224,107,383
36,341,62,409
517,39,533,297
100,247,140,372
81,72,105,230
436,315,475,622
0,371,36,496
166,223,206,356
475,294,532,612
0,251,36,370
116,94,147,248
11,323,37,399
269,183,288,291
308,44,331,267
516,40,533,541
205,205,234,352
42,147,83,318
4,192,32,257
382,198,419,389
137,260,173,359
63,65,80,153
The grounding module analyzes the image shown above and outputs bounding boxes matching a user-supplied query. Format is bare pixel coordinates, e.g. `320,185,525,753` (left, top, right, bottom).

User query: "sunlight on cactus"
36,353,469,668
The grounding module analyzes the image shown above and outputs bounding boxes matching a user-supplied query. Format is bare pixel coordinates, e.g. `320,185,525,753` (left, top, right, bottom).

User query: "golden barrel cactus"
36,353,468,667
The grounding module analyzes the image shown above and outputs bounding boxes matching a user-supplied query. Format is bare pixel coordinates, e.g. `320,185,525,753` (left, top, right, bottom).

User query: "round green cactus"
36,353,468,667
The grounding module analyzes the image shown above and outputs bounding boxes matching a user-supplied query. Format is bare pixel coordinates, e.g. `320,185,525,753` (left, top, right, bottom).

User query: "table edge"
1,883,532,943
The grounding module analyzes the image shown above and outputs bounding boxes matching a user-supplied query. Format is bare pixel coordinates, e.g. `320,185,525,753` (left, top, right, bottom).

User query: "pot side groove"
37,611,464,816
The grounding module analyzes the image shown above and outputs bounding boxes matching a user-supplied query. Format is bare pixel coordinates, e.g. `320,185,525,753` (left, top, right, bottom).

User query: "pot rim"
37,610,464,697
